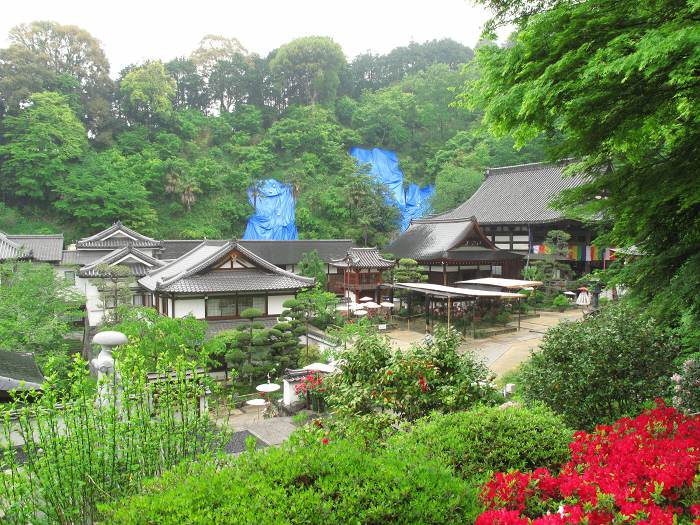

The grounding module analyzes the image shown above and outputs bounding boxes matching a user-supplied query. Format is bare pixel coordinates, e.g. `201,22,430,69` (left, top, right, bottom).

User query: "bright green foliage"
386,404,573,482
218,307,300,384
296,285,339,329
53,149,157,233
297,250,327,287
520,302,680,429
102,438,477,524
428,127,546,213
0,91,87,201
0,357,223,524
389,257,428,284
327,327,494,421
119,61,176,124
552,294,569,311
0,261,83,366
534,230,572,282
465,0,700,350
0,21,112,134
0,27,544,244
110,307,211,371
269,36,346,106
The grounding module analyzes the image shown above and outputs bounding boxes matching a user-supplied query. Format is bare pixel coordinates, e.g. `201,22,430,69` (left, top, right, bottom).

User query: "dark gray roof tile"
5,234,64,262
439,160,586,224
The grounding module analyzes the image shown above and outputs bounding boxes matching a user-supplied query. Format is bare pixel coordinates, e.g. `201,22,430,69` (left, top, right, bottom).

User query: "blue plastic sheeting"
243,179,298,240
350,147,434,231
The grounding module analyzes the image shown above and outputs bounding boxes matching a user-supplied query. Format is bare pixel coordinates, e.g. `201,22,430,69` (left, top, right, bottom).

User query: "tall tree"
0,21,112,132
119,61,176,125
269,37,346,106
0,91,87,202
0,261,83,364
53,148,157,232
463,0,700,339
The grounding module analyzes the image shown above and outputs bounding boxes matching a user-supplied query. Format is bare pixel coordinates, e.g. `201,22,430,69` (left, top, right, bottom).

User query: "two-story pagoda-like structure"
328,247,395,302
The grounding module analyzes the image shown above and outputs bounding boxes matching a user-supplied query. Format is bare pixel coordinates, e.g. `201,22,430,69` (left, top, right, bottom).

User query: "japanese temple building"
386,216,524,285
435,160,609,273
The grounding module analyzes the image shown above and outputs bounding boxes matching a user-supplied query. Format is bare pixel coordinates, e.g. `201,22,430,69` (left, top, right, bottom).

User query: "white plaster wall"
174,298,205,319
268,294,294,315
75,277,105,327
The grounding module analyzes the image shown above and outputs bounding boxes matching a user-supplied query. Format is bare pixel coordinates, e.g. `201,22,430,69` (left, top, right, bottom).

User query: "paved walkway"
212,405,297,446
388,310,582,377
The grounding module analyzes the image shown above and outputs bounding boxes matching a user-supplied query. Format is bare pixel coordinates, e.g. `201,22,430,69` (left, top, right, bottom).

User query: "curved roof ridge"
485,158,577,177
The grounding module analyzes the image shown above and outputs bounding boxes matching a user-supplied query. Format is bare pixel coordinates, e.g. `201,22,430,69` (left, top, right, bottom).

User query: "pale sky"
0,0,502,76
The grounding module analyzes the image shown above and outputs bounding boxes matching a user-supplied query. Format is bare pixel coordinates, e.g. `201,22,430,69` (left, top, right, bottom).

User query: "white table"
246,398,268,420
256,383,281,394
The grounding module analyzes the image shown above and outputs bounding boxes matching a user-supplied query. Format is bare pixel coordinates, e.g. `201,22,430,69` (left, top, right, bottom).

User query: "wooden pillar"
425,293,430,333
447,296,452,332
442,262,447,286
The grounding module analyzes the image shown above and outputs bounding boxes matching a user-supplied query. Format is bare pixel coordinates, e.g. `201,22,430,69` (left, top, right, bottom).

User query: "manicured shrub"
551,294,568,311
475,402,700,524
519,302,679,429
102,439,478,524
386,404,573,483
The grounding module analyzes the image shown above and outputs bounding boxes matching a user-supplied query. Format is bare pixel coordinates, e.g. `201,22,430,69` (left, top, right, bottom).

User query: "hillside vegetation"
0,24,545,244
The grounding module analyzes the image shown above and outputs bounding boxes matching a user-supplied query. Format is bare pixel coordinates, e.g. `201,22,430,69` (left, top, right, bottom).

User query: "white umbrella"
354,309,368,316
359,296,373,302
364,301,381,309
380,301,395,308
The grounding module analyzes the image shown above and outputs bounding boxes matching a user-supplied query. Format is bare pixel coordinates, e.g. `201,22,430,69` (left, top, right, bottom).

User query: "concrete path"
464,311,582,377
387,310,582,377
212,406,297,446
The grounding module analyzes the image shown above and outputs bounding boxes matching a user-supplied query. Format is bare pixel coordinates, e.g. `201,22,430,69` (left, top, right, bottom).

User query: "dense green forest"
0,23,545,244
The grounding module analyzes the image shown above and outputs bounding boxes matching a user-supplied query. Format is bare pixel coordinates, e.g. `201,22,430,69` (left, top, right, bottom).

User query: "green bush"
520,302,680,429
385,404,573,483
102,439,478,524
552,294,569,311
326,327,496,421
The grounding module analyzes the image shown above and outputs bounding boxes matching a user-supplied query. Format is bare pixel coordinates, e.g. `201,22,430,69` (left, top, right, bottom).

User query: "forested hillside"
0,22,545,244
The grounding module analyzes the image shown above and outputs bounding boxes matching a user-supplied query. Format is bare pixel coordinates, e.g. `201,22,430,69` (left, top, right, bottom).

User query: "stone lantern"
91,331,127,407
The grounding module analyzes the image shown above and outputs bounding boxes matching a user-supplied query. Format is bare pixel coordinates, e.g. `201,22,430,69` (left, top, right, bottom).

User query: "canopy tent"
391,282,523,333
393,282,523,299
454,278,543,290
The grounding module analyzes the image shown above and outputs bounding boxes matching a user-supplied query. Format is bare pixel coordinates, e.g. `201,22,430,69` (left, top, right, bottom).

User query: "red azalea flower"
322,437,329,445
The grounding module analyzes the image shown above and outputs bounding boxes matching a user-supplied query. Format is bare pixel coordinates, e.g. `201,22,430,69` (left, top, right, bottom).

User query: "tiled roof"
76,221,162,249
5,234,64,262
0,233,22,260
0,351,44,391
78,246,165,278
330,247,395,269
240,240,355,266
160,240,223,260
161,239,355,265
386,217,483,260
438,160,586,224
161,270,314,293
140,241,314,293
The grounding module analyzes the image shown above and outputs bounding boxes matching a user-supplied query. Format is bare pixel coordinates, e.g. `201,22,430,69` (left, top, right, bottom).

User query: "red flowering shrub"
477,401,700,524
294,372,326,410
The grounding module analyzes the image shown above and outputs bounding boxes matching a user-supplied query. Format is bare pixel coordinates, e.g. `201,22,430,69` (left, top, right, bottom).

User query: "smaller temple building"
328,247,395,302
386,216,523,285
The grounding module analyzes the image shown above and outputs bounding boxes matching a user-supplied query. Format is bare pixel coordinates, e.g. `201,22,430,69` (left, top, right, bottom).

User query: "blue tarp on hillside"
350,147,434,231
242,179,298,240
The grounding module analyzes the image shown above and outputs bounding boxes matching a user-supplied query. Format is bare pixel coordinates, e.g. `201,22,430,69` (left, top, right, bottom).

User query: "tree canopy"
463,0,700,347
0,25,545,244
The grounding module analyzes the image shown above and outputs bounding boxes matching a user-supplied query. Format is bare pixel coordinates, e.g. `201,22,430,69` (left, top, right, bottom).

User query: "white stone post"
91,331,127,408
